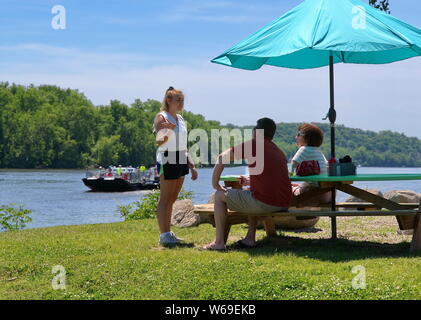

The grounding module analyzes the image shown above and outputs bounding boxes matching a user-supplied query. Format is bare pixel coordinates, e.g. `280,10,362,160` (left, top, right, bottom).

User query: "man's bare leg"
241,216,258,247
204,190,228,250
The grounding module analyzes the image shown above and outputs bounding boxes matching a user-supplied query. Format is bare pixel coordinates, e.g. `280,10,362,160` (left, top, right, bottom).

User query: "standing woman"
154,87,198,245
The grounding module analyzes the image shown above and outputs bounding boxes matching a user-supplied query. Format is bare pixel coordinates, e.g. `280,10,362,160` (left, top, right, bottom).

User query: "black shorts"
157,151,189,180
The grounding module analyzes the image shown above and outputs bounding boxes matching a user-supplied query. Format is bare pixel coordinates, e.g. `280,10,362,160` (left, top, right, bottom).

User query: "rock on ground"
383,190,420,204
171,199,200,228
345,189,383,202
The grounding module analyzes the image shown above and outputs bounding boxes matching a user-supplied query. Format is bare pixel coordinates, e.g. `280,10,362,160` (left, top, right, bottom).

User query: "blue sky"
0,0,420,138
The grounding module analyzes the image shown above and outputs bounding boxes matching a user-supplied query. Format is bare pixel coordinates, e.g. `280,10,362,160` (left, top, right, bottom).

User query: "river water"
0,167,420,230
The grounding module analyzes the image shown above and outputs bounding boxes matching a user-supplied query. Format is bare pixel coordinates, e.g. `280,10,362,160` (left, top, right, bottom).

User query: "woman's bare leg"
165,176,185,231
157,175,177,234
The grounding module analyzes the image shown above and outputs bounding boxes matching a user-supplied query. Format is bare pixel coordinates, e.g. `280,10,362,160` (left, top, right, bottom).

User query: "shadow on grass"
256,225,324,234
279,227,324,234
227,235,419,262
160,242,196,249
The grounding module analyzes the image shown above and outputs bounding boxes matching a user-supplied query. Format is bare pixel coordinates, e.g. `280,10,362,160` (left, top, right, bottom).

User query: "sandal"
199,244,226,251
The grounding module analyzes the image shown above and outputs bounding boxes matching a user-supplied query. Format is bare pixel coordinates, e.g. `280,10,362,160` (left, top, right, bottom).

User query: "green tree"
0,204,32,231
92,135,128,166
0,82,420,169
369,0,390,13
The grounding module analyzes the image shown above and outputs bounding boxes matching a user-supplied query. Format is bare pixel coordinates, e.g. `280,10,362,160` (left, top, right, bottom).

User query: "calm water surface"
0,167,420,230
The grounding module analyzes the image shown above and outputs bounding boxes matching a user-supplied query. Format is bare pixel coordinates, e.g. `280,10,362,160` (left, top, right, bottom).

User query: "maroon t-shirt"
232,138,292,207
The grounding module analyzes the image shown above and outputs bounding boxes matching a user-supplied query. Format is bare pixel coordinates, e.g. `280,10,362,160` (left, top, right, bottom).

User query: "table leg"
336,184,414,230
290,186,337,238
410,201,421,253
331,187,337,239
410,215,421,253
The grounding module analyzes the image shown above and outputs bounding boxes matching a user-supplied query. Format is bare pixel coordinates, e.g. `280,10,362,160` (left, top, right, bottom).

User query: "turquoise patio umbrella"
211,0,421,236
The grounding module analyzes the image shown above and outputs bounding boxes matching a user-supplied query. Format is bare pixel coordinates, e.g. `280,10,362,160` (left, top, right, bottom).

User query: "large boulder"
383,190,420,204
345,189,383,202
171,199,200,228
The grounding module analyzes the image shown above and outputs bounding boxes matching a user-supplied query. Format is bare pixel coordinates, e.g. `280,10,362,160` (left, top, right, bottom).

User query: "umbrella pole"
329,55,337,239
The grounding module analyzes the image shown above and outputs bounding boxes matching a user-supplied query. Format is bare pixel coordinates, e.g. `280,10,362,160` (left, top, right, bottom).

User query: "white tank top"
155,111,188,162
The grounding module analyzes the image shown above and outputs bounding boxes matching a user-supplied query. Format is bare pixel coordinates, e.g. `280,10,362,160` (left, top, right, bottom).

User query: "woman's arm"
154,114,176,131
187,151,198,181
290,146,304,173
154,114,176,146
187,152,195,169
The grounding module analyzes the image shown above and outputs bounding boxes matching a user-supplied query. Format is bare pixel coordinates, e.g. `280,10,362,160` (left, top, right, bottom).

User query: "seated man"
202,118,292,250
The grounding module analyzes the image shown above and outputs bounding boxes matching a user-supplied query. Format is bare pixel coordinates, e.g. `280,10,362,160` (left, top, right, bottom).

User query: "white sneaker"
170,231,183,242
159,232,180,245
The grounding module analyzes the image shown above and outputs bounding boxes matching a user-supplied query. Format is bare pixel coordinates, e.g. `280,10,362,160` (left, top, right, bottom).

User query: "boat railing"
85,168,158,182
127,171,156,183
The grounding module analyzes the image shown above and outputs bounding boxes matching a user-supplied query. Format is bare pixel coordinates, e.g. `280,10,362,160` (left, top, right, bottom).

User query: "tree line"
0,83,419,168
271,123,421,167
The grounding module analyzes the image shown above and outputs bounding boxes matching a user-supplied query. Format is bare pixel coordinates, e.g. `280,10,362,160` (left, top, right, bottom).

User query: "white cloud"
1,44,420,138
0,43,176,72
160,0,275,23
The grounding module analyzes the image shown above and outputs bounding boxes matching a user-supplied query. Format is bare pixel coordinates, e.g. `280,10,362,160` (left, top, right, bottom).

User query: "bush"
119,189,194,221
0,204,32,231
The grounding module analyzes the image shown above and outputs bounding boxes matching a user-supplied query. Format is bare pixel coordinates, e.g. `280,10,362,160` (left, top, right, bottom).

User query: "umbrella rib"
409,44,421,56
363,6,414,46
310,0,325,47
341,51,345,63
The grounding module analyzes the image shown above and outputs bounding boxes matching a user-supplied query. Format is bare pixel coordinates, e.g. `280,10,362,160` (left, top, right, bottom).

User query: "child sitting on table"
291,123,331,205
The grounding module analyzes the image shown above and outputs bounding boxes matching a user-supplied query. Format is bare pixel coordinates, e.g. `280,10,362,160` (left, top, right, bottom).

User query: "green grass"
0,217,420,300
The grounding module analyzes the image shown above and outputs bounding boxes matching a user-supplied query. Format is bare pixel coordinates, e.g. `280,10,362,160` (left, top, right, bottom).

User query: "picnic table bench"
198,173,421,252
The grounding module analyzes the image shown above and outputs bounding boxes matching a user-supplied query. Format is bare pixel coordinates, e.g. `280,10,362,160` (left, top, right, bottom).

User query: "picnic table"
216,173,421,252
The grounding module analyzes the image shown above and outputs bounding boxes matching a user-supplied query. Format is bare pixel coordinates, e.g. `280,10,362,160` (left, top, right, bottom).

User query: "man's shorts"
225,189,288,214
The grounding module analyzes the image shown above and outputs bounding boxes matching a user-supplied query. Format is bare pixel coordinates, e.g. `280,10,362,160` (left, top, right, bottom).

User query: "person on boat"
290,123,331,205
153,86,198,246
203,118,292,250
116,165,122,177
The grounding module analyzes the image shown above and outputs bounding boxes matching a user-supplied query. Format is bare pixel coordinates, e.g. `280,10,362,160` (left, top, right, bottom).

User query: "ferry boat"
82,166,160,192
